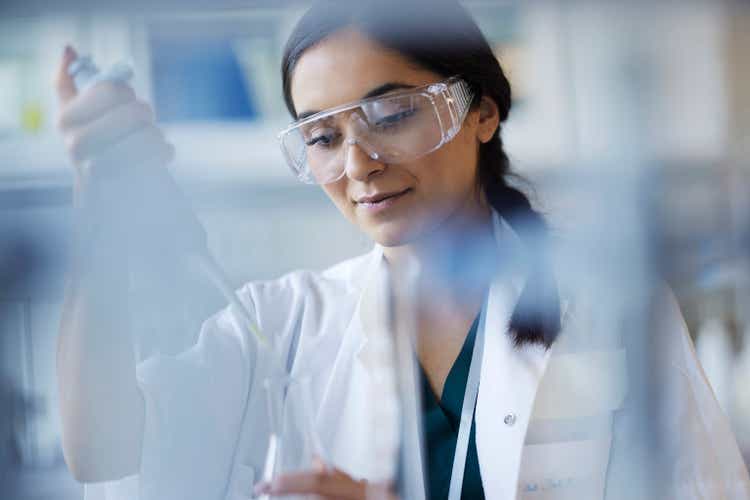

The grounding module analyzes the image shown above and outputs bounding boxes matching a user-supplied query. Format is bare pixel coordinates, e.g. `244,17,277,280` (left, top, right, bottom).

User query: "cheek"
321,182,355,219
420,132,478,196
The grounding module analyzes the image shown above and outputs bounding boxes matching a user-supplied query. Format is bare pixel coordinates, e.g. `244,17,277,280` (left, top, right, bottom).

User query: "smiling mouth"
355,188,412,205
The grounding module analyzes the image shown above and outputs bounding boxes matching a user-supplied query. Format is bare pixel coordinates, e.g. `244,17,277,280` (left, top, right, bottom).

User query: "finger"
59,80,136,130
67,100,154,164
312,455,329,473
262,470,366,499
86,125,174,179
365,481,399,500
56,45,78,106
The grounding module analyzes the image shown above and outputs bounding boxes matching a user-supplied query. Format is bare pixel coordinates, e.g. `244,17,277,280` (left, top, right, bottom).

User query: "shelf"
0,120,302,192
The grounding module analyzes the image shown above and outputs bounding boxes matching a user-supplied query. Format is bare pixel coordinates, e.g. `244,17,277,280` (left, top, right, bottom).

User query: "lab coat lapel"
475,213,553,499
314,246,392,479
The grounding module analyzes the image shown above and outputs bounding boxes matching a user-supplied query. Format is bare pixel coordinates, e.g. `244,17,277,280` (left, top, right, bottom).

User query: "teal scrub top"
419,313,485,500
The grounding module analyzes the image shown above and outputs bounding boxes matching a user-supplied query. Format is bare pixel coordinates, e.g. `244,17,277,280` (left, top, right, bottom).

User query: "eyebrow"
296,82,416,120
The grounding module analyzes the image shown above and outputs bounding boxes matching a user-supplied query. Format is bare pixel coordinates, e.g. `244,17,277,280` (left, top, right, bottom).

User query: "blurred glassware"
696,316,735,414
259,374,327,500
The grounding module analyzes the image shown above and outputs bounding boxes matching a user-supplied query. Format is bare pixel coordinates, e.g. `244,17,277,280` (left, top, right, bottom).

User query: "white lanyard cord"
446,295,488,500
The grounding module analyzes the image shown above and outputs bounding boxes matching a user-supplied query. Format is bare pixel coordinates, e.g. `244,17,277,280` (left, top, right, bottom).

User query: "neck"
383,202,497,322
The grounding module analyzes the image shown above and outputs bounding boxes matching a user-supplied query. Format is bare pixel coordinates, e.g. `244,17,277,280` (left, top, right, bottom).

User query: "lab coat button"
504,413,516,426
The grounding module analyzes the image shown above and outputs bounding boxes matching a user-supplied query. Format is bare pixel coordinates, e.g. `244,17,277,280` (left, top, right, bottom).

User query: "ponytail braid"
480,134,561,348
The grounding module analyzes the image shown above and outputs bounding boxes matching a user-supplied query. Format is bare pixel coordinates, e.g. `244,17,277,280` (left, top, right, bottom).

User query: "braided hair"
281,0,561,347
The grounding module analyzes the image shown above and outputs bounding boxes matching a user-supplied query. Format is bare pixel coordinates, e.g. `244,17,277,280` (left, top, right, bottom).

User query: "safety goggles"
278,76,474,185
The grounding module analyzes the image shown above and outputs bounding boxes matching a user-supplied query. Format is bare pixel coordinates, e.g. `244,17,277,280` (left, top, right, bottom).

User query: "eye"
305,130,340,148
374,108,418,129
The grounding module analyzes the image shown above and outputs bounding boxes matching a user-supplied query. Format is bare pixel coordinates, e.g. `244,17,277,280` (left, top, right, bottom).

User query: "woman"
56,1,750,499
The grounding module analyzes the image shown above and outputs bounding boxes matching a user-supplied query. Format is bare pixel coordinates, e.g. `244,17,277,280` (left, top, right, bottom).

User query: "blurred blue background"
0,1,749,497
150,36,258,122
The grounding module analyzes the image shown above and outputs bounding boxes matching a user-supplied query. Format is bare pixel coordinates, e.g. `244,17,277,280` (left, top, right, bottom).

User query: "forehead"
290,28,442,116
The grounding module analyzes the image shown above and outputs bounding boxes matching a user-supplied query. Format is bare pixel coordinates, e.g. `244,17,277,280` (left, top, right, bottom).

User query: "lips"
355,188,411,204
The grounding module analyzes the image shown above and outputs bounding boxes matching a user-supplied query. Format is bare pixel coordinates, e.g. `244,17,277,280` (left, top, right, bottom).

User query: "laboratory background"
1,0,749,498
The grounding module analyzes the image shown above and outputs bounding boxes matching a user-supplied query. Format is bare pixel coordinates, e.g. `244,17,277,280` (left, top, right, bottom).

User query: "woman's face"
290,28,495,247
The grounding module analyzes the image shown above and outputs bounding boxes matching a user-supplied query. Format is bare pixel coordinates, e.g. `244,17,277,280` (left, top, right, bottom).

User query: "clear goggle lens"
279,77,473,184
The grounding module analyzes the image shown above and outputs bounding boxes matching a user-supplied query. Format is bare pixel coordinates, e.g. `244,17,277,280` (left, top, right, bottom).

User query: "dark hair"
281,0,560,347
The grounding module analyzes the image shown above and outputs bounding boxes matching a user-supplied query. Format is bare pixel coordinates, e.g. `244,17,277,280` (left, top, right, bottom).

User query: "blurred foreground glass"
258,375,326,500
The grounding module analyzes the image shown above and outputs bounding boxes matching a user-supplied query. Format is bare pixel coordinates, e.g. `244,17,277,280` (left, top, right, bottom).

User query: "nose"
343,137,385,182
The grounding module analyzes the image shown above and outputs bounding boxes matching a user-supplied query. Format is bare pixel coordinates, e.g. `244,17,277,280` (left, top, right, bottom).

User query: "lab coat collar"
354,210,552,497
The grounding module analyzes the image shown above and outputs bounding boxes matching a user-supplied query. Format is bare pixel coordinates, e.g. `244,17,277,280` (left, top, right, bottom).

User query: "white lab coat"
85,211,750,500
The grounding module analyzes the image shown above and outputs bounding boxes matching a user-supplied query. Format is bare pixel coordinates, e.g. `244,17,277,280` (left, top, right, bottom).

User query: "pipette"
67,55,268,347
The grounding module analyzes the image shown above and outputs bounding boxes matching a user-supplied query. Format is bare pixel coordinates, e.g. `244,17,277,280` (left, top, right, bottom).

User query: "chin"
366,218,428,248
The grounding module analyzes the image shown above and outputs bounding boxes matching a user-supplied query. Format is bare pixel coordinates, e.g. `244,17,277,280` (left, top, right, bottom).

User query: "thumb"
311,455,331,474
56,45,78,105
